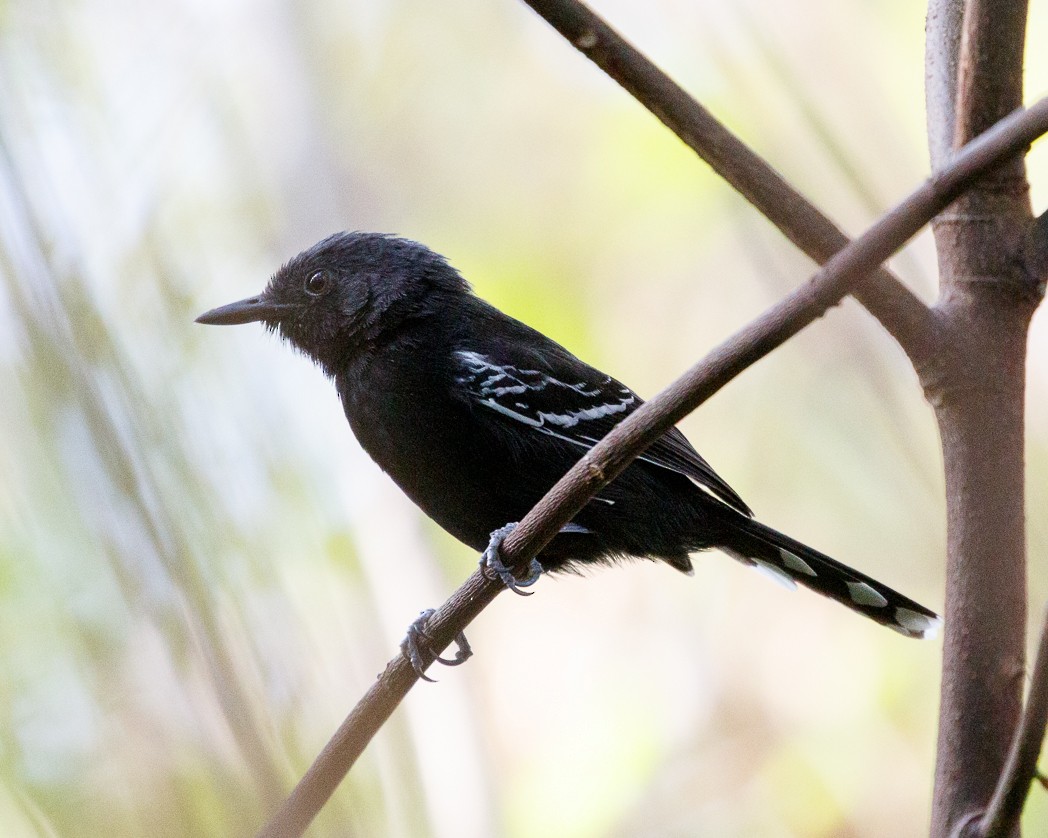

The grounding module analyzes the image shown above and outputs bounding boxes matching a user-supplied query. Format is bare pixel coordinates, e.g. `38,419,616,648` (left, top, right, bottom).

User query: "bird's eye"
305,270,331,296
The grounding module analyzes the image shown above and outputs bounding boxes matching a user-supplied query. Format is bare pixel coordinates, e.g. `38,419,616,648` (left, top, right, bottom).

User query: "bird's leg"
479,522,543,596
401,608,473,682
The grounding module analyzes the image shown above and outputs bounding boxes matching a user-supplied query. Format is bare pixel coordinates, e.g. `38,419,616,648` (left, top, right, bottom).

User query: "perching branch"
518,0,939,366
976,603,1048,838
256,98,1048,838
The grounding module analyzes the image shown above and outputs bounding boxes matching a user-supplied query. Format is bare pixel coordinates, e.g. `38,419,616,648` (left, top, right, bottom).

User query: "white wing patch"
455,349,737,513
455,350,636,433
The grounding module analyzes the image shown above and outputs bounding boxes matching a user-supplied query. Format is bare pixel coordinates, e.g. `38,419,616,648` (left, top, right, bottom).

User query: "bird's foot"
479,522,543,596
401,608,472,682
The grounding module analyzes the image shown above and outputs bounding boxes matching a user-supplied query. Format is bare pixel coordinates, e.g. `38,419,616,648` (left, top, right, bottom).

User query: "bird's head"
196,231,469,371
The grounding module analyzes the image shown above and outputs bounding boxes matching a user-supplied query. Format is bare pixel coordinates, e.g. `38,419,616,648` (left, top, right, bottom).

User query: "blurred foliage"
1,0,1047,836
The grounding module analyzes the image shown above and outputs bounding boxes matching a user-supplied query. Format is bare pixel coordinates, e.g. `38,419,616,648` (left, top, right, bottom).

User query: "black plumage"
197,231,940,640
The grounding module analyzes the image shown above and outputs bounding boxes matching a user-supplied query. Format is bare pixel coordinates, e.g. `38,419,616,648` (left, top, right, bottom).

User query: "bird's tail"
719,515,941,639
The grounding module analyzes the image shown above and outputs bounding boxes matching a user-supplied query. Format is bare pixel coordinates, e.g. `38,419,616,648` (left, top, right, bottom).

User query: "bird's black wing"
452,346,752,516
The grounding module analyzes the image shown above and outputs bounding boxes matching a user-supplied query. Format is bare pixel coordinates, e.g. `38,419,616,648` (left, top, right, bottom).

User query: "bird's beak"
195,293,296,326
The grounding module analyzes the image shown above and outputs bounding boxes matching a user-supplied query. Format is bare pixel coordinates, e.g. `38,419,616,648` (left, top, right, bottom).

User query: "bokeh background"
2,1,1047,836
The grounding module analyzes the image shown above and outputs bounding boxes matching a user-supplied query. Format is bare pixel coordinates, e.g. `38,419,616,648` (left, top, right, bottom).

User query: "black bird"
197,232,940,657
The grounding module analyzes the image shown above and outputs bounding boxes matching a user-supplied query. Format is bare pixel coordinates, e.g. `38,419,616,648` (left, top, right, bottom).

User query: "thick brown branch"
255,99,1048,838
955,0,1028,145
928,4,1033,837
518,0,939,366
976,604,1048,837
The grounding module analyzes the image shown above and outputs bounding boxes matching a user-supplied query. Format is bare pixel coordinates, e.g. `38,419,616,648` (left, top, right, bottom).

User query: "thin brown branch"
255,99,1048,838
975,604,1048,837
925,0,965,169
518,0,939,366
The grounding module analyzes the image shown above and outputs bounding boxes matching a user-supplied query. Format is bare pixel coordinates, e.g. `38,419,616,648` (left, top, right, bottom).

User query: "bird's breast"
336,358,517,550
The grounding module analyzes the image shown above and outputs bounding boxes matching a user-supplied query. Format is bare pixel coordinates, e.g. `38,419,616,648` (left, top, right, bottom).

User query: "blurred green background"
2,1,1047,836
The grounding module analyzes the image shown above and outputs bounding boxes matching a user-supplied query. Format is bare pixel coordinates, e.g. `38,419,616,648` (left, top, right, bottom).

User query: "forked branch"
519,0,939,365
975,604,1048,838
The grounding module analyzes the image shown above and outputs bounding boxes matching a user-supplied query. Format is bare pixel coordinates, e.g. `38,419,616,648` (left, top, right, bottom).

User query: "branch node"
584,456,605,482
949,810,984,838
574,30,597,50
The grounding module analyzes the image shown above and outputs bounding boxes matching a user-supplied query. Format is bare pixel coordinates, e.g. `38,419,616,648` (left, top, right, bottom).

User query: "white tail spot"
751,559,798,591
894,607,942,639
846,581,889,608
779,548,816,576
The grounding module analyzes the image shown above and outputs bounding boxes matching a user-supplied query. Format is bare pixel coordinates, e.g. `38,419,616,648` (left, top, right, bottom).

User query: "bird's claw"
401,608,473,682
479,522,543,596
